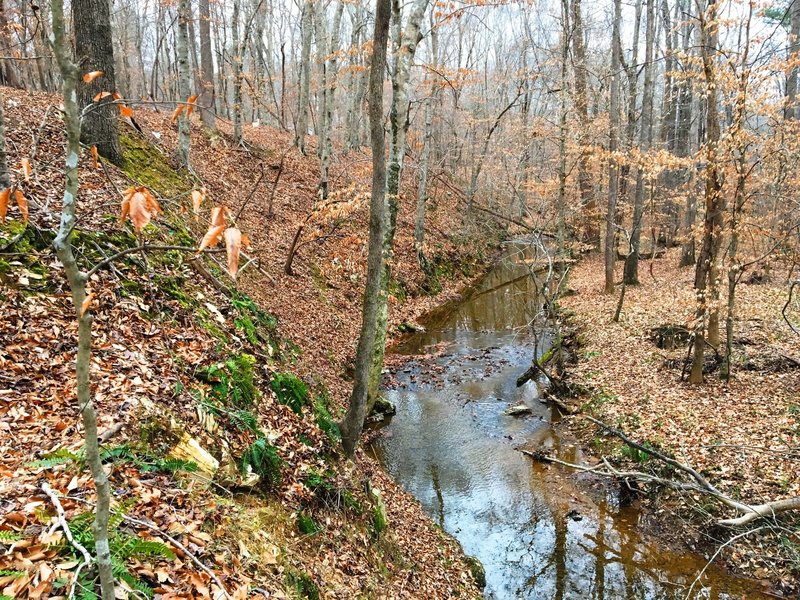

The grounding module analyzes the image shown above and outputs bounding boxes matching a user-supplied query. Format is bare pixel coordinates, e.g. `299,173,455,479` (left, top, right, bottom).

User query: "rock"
372,396,397,416
464,555,486,589
504,404,532,416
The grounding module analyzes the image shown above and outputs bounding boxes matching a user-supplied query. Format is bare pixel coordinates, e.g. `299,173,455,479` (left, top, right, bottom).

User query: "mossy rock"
464,555,486,589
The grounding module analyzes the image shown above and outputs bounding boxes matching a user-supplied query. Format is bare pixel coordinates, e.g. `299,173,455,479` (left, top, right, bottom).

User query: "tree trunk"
366,0,430,415
624,0,656,285
73,0,122,164
557,0,570,258
176,0,192,167
319,2,344,199
571,0,598,248
231,0,243,145
690,0,723,384
51,1,115,597
295,0,313,154
604,0,622,293
340,0,391,458
0,89,8,189
414,93,434,267
786,0,800,120
0,0,21,87
198,0,216,129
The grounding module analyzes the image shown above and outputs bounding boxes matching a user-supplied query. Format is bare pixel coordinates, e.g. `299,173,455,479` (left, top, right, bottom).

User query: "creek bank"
535,251,800,597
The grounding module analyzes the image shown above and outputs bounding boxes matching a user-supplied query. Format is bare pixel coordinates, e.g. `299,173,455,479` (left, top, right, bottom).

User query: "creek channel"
369,243,773,599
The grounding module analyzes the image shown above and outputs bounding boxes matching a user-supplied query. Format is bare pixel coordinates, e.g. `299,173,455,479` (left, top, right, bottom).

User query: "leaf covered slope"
0,86,484,599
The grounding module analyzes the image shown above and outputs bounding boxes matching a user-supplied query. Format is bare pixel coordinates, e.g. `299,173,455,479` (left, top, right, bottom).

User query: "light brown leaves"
82,70,104,83
14,190,27,224
197,224,225,253
92,91,112,102
191,188,205,220
225,227,242,278
20,158,31,182
90,146,100,169
186,95,199,117
120,186,161,233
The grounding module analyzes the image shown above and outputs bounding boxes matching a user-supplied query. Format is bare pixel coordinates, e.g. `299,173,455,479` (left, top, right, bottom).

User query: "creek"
370,243,772,600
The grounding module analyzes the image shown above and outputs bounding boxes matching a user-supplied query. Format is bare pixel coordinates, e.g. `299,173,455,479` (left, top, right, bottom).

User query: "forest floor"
0,86,493,598
556,250,800,596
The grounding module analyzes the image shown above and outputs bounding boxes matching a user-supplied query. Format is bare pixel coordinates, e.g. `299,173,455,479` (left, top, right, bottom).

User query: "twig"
684,526,767,600
41,482,94,599
120,514,233,600
783,280,799,335
85,245,222,278
233,162,265,223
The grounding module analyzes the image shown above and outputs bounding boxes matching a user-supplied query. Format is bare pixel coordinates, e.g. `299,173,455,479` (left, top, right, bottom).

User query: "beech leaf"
171,104,184,122
186,95,199,117
83,70,104,83
20,158,31,182
93,91,112,102
224,227,242,278
0,188,9,223
120,104,134,118
210,205,228,228
91,146,100,170
80,293,95,317
198,224,225,253
191,188,205,220
14,190,28,223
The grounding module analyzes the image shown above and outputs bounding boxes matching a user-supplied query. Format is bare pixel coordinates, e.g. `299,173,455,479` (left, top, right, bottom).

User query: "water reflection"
372,244,769,600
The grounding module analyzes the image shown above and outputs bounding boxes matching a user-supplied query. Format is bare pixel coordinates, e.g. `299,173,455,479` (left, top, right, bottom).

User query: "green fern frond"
0,569,25,577
0,531,21,543
26,448,82,469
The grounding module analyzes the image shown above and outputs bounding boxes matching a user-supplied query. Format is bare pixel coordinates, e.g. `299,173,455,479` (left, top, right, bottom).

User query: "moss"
120,133,191,197
387,277,408,303
295,511,321,535
285,569,320,600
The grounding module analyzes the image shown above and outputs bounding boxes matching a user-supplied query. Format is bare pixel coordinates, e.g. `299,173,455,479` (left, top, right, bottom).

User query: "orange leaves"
186,95,199,117
172,95,199,122
120,104,134,118
120,186,161,233
20,158,31,182
90,146,100,169
191,188,205,220
14,190,28,223
198,224,225,253
92,91,112,102
210,205,228,228
0,188,9,223
80,292,95,317
82,70,104,83
225,227,242,278
171,104,184,123
0,188,28,224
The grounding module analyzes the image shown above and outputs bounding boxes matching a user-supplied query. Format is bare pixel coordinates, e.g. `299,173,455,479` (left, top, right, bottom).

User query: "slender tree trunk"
231,0,243,145
0,89,8,189
605,0,622,293
319,2,344,199
176,0,192,167
198,0,216,129
690,0,723,384
340,0,391,458
366,0,430,414
73,0,122,163
557,0,570,258
51,1,115,597
295,0,313,154
571,0,598,248
624,0,656,285
679,0,697,266
786,0,800,120
0,0,20,88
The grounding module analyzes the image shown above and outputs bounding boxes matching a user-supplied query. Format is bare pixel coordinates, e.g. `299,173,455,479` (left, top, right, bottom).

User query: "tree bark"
73,0,122,164
604,0,622,293
340,0,391,458
51,1,115,596
786,0,800,120
318,2,344,199
366,0,430,415
176,0,192,167
198,0,216,129
295,0,313,154
690,0,723,384
0,88,9,189
624,0,656,285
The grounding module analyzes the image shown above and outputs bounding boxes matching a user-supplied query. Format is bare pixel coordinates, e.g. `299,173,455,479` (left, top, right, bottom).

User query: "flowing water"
370,244,773,600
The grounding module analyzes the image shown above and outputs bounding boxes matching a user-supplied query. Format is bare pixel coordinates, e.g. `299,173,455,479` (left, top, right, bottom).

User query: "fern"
0,569,25,577
0,531,21,543
27,448,81,469
241,437,282,488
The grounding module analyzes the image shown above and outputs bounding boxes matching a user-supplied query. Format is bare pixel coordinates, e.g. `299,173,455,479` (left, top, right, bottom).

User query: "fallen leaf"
83,70,104,83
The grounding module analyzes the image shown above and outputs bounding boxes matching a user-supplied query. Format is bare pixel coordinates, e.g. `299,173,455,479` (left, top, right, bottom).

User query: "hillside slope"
0,86,491,598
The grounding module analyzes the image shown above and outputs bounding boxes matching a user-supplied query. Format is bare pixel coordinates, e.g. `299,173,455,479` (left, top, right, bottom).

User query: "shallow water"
371,244,772,600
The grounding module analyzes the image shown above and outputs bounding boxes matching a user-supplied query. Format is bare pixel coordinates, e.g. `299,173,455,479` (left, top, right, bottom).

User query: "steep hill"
0,86,492,599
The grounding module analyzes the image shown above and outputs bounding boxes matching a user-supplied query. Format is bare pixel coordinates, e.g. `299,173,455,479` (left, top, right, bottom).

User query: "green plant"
313,394,340,441
197,353,258,408
619,444,651,464
241,438,282,488
296,511,321,535
270,372,310,415
285,569,320,600
65,508,175,598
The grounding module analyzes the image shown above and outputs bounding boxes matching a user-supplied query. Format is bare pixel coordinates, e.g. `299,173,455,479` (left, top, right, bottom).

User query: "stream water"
370,244,773,600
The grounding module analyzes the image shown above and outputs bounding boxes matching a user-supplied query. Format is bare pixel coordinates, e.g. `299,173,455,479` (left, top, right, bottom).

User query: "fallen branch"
523,416,800,527
41,482,94,599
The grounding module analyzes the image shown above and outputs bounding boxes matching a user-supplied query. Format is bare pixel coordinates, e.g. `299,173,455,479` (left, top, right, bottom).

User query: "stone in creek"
504,404,533,416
